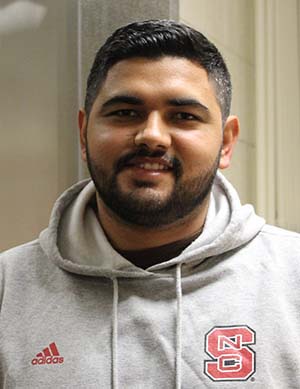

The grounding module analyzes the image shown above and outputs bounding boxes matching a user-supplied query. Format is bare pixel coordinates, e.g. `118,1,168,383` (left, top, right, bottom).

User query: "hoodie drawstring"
112,277,119,389
176,263,182,389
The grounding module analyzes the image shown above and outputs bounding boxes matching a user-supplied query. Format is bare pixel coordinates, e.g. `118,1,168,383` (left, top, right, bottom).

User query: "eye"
173,112,199,121
109,109,139,118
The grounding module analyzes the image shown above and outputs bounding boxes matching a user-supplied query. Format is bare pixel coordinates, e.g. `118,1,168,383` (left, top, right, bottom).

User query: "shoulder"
0,240,45,273
259,224,300,250
261,224,300,239
0,239,43,264
238,225,300,288
252,224,300,268
235,223,300,271
0,240,45,309
0,238,59,312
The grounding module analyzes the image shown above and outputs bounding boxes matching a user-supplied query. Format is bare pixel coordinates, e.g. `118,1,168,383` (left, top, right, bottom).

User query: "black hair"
85,19,232,123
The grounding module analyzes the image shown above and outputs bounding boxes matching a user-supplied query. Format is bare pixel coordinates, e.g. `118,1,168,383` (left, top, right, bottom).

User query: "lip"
121,157,173,181
124,165,171,180
125,157,173,170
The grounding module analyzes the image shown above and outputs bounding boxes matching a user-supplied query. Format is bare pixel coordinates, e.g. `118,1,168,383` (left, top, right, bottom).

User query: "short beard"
86,146,220,228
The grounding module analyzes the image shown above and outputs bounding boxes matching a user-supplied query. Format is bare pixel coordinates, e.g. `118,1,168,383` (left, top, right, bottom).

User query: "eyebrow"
167,98,209,111
101,95,143,110
101,94,209,112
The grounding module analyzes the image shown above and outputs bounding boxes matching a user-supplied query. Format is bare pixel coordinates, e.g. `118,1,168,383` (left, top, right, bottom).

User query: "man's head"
79,20,239,230
84,19,232,125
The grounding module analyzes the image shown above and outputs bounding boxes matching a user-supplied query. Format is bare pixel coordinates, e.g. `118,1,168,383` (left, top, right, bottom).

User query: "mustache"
115,146,182,178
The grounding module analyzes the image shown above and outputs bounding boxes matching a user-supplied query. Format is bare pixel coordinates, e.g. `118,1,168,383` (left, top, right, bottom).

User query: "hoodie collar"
39,172,265,277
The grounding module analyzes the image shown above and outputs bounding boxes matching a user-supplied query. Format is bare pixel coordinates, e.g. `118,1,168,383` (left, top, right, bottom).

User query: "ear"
219,115,240,169
78,109,88,162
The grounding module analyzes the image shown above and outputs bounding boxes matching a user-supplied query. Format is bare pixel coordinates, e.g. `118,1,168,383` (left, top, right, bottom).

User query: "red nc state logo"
204,325,256,381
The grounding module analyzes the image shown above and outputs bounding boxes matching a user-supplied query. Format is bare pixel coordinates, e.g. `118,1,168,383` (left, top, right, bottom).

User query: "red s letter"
204,325,256,381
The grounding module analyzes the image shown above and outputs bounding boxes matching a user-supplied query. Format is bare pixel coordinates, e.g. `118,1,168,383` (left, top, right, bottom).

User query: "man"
1,20,300,388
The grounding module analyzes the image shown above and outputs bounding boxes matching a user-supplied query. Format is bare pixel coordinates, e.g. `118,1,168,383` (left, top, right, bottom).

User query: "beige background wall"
0,1,78,251
254,0,300,231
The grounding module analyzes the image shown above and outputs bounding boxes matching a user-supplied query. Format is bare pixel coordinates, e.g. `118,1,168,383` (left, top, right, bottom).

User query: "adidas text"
31,356,64,365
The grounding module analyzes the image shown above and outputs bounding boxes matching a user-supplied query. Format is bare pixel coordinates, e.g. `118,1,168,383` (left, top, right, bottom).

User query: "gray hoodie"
1,172,300,388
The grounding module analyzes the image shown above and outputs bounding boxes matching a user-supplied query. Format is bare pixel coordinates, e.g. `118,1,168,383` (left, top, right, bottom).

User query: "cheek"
87,131,126,167
174,132,222,168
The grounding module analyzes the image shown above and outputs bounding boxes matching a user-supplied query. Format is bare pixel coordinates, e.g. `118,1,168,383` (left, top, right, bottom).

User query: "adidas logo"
31,342,64,365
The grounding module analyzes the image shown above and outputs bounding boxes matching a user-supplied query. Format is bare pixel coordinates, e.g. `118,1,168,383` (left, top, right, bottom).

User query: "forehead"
94,56,220,113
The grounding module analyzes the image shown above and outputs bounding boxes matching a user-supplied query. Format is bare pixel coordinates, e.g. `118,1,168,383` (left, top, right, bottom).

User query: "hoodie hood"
39,172,265,278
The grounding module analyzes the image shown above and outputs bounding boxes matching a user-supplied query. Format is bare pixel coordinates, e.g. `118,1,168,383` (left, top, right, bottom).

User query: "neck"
95,195,210,251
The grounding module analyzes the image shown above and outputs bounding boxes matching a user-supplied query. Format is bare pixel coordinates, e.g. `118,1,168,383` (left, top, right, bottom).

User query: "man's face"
80,56,236,228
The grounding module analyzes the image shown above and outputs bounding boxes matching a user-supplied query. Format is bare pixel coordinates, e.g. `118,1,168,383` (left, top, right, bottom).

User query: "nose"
134,111,171,150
